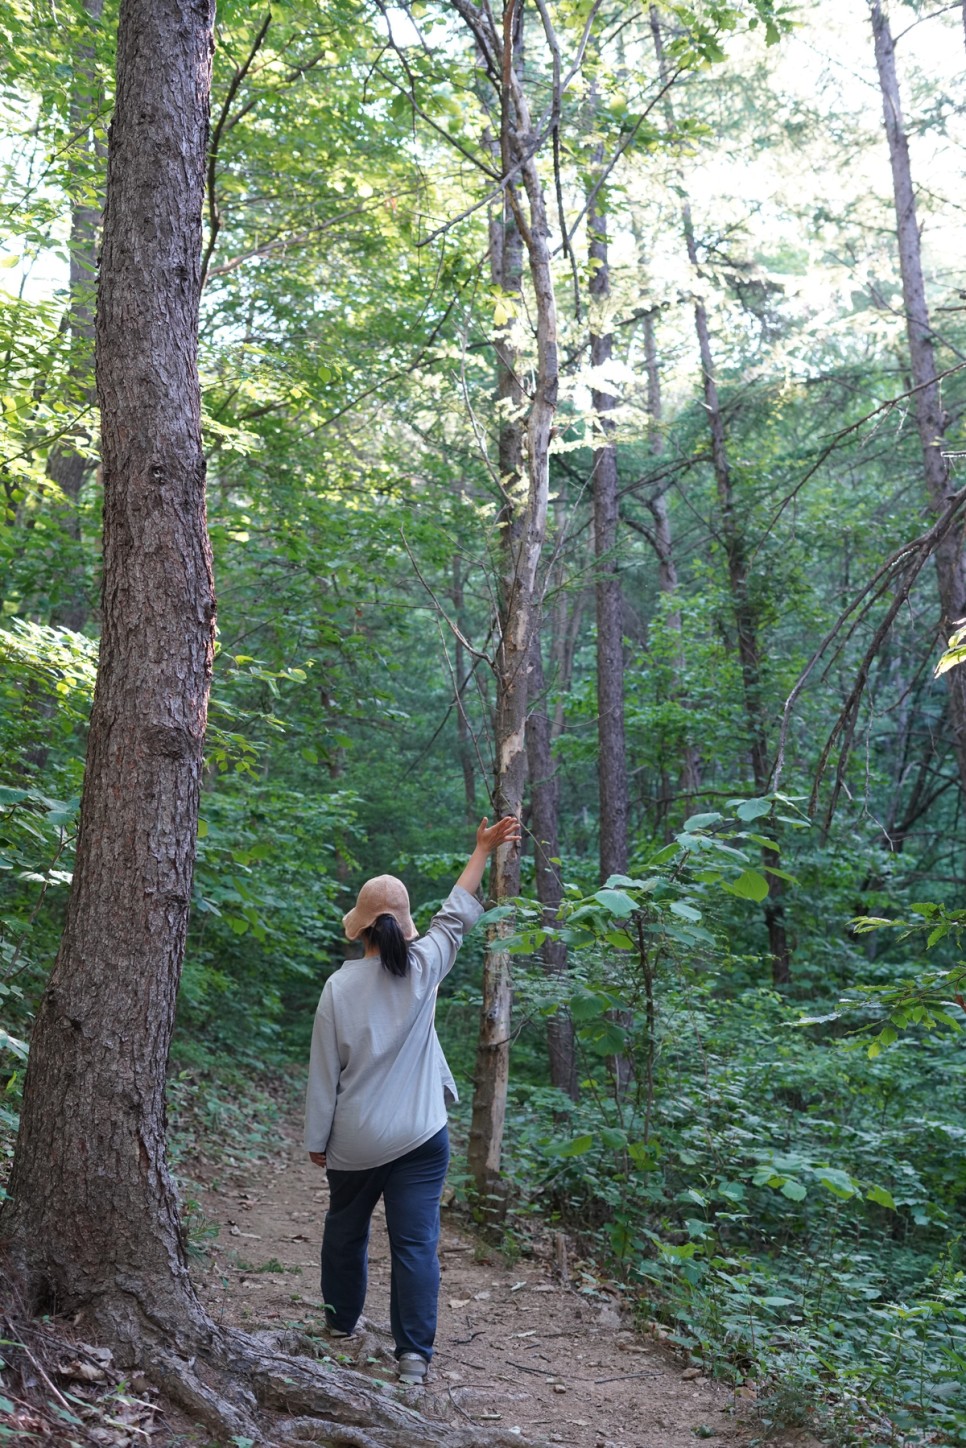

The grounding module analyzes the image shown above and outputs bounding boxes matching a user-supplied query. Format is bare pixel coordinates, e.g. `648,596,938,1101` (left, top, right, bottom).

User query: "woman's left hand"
476,815,521,853
309,1151,326,1168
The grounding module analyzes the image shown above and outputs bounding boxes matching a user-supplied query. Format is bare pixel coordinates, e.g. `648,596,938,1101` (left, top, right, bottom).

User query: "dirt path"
186,1114,798,1448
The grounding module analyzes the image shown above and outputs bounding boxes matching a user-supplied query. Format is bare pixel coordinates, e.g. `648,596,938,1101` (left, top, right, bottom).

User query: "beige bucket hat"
342,874,418,941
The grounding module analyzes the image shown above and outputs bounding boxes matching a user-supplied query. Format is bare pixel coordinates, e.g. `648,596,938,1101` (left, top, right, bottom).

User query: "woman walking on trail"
304,815,521,1386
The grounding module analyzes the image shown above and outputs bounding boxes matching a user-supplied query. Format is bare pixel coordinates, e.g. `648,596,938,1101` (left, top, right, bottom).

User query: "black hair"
363,913,410,978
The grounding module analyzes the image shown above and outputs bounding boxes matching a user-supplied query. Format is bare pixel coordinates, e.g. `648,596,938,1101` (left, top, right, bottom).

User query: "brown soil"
188,1114,813,1448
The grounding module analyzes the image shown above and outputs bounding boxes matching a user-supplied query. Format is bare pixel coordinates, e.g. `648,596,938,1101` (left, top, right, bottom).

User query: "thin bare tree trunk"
458,0,559,1205
587,176,634,1095
641,308,700,814
870,0,966,800
588,185,628,882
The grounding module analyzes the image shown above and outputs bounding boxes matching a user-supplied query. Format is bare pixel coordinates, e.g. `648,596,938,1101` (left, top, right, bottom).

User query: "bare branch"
201,11,272,289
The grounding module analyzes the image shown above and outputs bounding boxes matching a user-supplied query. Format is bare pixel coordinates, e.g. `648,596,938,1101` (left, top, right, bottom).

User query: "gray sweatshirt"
303,884,484,1170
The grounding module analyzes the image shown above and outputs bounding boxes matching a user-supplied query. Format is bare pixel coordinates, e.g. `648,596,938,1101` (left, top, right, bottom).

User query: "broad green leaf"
569,988,607,1021
780,1178,807,1201
682,811,722,831
554,1133,593,1158
734,798,772,821
724,869,769,902
593,888,636,917
817,1168,857,1199
0,1029,27,1059
600,1127,628,1149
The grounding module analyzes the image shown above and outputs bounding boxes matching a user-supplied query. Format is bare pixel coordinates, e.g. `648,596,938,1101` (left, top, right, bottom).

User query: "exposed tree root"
148,1346,260,1442
146,1322,546,1447
1,1257,543,1447
274,1416,543,1448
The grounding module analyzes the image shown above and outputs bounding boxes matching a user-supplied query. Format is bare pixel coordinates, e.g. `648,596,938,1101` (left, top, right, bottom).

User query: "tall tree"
588,178,629,882
2,0,219,1340
869,0,966,801
453,0,561,1205
640,307,701,813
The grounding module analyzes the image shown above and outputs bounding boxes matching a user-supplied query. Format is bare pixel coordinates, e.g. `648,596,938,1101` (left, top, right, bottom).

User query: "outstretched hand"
476,815,521,853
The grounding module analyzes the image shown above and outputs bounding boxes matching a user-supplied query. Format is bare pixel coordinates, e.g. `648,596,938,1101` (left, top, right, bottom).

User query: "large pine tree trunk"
870,0,966,800
2,0,217,1345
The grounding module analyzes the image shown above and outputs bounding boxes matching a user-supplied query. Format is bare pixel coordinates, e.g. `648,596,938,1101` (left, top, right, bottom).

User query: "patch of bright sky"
579,0,966,418
681,0,966,290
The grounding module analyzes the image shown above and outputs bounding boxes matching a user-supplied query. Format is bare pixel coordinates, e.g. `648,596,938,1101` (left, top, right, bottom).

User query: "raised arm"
455,816,521,898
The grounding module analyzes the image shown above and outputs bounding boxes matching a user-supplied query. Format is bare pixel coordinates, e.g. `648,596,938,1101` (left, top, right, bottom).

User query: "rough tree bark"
869,0,966,801
2,0,219,1344
2,7,536,1444
455,0,559,1205
650,5,790,984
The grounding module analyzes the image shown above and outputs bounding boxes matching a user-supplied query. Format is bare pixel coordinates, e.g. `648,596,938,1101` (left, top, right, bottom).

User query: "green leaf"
628,1140,659,1168
682,812,723,832
865,1184,896,1210
569,988,607,1021
669,900,701,922
780,1178,807,1201
0,1030,28,1059
593,888,636,917
817,1168,857,1199
551,1133,593,1158
734,797,772,821
600,1127,628,1149
477,905,515,927
724,869,769,902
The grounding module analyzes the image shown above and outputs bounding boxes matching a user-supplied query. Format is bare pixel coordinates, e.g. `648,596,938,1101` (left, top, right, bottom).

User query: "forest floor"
182,1108,820,1448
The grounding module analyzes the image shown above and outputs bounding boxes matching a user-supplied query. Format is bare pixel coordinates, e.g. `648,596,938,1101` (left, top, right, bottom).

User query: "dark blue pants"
321,1125,449,1361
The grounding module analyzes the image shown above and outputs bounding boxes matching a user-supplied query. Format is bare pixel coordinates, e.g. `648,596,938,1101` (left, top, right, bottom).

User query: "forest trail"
189,1113,809,1448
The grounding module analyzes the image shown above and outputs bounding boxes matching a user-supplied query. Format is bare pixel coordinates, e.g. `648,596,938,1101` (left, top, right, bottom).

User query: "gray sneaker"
397,1352,428,1386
